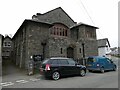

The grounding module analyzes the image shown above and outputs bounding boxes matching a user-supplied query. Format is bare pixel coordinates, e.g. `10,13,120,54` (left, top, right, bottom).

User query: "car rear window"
87,57,96,63
42,59,50,64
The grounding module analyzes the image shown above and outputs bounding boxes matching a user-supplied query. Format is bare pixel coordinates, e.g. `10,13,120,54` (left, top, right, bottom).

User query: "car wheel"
52,71,60,80
100,67,104,73
80,69,86,77
113,66,116,71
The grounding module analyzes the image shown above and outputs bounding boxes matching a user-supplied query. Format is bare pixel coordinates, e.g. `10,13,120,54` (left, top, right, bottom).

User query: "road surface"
1,56,119,88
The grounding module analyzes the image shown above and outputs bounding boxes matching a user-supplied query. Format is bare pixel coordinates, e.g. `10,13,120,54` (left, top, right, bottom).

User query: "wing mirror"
75,62,80,65
111,61,113,63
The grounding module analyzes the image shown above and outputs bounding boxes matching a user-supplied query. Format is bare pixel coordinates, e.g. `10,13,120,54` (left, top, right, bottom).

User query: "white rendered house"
97,38,111,58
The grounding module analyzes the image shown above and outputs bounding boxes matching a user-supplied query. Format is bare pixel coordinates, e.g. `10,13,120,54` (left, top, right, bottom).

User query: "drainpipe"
82,43,85,65
41,42,46,60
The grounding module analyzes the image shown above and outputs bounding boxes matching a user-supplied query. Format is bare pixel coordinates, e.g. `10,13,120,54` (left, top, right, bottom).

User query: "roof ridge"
38,7,76,24
42,7,62,15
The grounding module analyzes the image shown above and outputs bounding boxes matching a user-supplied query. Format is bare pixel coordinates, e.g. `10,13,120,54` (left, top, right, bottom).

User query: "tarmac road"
1,56,119,88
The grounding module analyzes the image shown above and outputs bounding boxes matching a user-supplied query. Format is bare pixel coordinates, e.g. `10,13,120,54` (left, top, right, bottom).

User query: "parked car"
86,56,117,73
40,57,86,80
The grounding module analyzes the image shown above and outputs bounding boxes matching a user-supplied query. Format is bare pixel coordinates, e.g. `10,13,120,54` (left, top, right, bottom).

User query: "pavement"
1,60,41,86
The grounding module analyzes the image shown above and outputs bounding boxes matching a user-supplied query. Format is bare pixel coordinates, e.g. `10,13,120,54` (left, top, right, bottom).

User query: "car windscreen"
67,59,75,65
87,57,96,63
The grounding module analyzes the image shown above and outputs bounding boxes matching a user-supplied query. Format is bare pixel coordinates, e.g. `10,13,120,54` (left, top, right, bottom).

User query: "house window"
56,28,59,35
8,42,11,47
79,48,81,53
50,23,68,37
60,28,62,36
63,29,65,36
54,27,56,35
65,29,67,36
61,48,63,54
4,42,7,47
4,42,11,47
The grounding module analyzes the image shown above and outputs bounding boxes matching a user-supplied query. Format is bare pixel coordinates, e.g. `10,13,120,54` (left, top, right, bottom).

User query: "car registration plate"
87,64,92,66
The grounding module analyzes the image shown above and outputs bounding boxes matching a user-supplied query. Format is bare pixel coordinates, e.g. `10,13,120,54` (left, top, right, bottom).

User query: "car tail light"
45,64,51,71
96,64,100,67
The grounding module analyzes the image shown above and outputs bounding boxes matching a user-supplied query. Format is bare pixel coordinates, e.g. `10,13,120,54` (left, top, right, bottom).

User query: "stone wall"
24,21,51,69
0,35,2,60
0,34,3,77
34,7,76,27
84,40,98,57
48,36,69,58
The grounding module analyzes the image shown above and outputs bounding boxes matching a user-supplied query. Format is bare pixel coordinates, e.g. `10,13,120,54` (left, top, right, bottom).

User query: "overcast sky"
0,0,119,47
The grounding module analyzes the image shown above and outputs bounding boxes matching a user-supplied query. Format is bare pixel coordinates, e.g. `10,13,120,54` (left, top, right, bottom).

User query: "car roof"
50,57,70,60
50,57,69,59
88,56,106,59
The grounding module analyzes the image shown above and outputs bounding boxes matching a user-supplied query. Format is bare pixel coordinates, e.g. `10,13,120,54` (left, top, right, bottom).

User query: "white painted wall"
98,47,106,56
105,46,111,54
98,47,111,59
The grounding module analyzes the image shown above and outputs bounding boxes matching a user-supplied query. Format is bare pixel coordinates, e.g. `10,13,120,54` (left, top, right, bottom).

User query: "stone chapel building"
12,7,98,69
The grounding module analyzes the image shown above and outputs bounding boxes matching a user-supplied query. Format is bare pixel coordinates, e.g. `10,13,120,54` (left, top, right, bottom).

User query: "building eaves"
12,19,53,40
25,19,53,26
70,22,99,29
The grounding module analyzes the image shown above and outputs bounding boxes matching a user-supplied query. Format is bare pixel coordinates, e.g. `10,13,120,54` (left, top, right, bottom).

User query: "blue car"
86,56,117,73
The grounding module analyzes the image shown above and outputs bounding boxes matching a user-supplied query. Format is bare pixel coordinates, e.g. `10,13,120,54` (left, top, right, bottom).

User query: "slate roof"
25,19,53,26
32,7,76,27
32,7,99,29
4,35,12,40
12,19,53,39
70,22,99,29
0,34,3,38
41,7,75,24
97,38,110,48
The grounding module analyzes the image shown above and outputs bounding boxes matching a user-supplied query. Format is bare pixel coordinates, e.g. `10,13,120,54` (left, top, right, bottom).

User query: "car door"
67,59,78,75
102,58,109,70
103,58,112,70
59,59,70,76
50,59,60,71
106,58,114,70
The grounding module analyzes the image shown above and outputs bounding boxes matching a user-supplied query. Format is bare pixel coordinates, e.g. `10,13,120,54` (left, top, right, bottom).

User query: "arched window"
65,29,67,36
52,27,56,35
50,23,68,37
63,29,65,36
56,27,59,35
60,28,62,36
